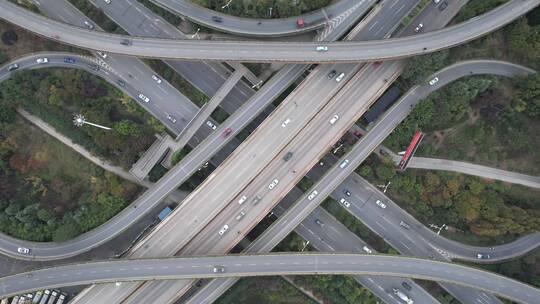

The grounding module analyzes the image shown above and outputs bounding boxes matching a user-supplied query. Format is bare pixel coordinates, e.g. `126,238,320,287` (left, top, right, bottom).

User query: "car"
83,20,94,30
402,281,412,291
339,198,350,208
7,63,19,71
218,224,229,236
343,189,351,196
400,220,411,230
373,61,382,68
97,51,107,59
329,114,339,125
63,57,75,64
283,152,293,161
375,199,387,209
166,113,177,123
362,246,372,254
433,0,440,3
238,196,247,205
316,46,328,52
315,219,324,227
151,74,162,84
429,77,439,85
251,195,261,205
296,18,305,28
206,121,217,130
439,1,448,11
138,93,150,103
103,0,111,3
36,58,48,64
17,247,30,254
327,70,337,79
477,253,491,259
268,179,279,190
281,118,291,128
414,23,424,33
235,210,246,221
213,266,225,273
222,127,232,137
120,39,132,46
339,159,349,168
116,79,125,87
307,190,318,201
212,16,223,23
335,72,345,82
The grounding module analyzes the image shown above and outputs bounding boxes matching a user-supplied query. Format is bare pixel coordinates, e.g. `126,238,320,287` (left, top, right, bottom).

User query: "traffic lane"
128,61,364,259
89,0,255,111
149,0,359,37
1,0,537,62
2,254,539,304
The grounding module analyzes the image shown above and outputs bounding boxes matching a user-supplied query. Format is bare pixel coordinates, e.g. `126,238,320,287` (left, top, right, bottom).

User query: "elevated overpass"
0,0,537,62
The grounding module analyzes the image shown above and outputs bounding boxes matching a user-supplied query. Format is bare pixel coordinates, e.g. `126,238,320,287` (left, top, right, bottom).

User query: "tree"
53,220,81,242
114,120,142,137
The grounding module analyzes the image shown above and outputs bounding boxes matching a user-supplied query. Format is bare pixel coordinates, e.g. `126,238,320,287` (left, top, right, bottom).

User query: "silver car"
268,179,279,190
138,93,150,103
218,224,229,236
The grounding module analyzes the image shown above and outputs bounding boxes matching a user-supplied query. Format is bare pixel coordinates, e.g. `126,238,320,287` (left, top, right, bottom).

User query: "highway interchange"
2,254,540,304
0,0,539,304
0,0,538,62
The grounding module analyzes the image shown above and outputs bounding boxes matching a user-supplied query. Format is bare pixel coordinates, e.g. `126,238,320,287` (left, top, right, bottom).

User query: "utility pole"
251,80,263,89
221,0,232,10
301,241,310,252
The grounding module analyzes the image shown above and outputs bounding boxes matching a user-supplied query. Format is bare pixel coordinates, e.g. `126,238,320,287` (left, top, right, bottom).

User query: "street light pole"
73,114,111,130
221,0,232,10
191,28,200,39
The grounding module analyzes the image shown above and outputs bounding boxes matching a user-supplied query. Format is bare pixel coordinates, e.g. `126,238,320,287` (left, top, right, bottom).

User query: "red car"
373,61,382,68
296,18,305,28
222,127,232,137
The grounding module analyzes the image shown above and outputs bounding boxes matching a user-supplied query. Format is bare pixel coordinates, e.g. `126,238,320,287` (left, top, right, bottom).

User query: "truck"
393,288,414,304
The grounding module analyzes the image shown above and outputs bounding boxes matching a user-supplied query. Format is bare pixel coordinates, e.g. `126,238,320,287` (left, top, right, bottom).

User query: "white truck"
393,288,414,304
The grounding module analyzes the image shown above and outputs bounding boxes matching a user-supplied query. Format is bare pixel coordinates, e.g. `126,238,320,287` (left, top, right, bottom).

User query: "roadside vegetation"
190,0,331,19
0,116,140,242
216,276,316,304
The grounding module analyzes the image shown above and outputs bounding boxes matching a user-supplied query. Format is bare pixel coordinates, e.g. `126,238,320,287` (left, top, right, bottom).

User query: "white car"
281,118,291,128
17,247,30,254
433,0,441,3
206,121,217,130
362,246,373,254
152,74,162,84
238,195,247,205
138,93,150,102
268,179,279,190
375,199,387,209
414,23,424,33
307,190,318,201
316,46,328,52
339,159,349,168
335,72,345,82
103,0,111,4
218,224,229,236
429,77,439,85
235,210,246,221
97,51,107,59
329,114,339,125
165,113,177,123
36,58,48,64
339,198,350,208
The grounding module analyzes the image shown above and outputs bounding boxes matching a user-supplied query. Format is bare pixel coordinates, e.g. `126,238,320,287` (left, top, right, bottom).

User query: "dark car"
212,16,223,23
88,64,100,71
373,61,382,68
116,79,126,87
7,63,19,71
63,57,75,64
439,1,448,11
343,189,351,196
327,70,337,79
222,127,232,137
283,152,293,161
120,39,132,46
402,282,412,291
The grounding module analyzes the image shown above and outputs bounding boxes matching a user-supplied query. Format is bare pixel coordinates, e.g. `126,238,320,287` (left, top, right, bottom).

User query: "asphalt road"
1,0,537,61
406,157,540,189
2,254,540,304
150,0,358,37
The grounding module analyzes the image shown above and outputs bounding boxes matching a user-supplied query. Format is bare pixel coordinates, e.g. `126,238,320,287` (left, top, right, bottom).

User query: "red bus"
398,131,424,170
